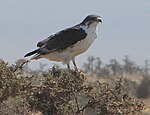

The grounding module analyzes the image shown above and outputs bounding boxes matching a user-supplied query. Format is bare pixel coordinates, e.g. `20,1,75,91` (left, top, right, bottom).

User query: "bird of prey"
24,15,102,71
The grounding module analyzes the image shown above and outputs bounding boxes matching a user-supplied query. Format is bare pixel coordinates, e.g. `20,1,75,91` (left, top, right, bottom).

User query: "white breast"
70,25,97,57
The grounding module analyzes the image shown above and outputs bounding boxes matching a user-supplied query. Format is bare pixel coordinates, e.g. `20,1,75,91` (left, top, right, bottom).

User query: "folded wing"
38,26,87,55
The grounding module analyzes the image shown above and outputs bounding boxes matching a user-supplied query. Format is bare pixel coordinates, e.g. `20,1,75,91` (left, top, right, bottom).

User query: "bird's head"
81,15,102,28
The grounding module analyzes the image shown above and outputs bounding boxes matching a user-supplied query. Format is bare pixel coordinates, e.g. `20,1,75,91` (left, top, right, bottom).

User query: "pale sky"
0,0,150,69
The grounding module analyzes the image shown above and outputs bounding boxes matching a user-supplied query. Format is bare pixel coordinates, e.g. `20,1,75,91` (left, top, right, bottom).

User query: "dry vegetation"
0,58,147,115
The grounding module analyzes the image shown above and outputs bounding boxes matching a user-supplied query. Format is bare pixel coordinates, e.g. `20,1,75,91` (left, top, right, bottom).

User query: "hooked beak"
97,17,102,23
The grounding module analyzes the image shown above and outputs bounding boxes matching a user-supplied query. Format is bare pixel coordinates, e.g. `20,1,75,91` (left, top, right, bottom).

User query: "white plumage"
25,15,102,70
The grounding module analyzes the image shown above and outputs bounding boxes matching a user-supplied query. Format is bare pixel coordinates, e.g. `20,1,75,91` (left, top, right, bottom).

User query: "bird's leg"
72,59,78,71
72,59,85,77
67,64,71,72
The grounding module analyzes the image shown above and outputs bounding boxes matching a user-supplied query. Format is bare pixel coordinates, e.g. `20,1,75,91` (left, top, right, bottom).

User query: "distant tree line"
83,55,150,77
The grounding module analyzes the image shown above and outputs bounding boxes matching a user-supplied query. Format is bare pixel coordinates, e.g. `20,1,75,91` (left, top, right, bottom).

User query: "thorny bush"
0,59,145,115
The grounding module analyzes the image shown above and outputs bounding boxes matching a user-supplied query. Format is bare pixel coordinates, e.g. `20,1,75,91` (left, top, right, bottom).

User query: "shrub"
137,77,150,99
0,59,145,115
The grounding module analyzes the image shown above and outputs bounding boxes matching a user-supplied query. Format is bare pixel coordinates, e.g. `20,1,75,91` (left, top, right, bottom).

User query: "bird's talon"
79,71,85,77
74,70,85,78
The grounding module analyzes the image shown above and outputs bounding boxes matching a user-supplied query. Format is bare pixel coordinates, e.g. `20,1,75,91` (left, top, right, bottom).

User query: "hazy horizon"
0,0,150,69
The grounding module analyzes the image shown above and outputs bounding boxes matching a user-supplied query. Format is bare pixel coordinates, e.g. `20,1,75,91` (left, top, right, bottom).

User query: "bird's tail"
24,49,38,57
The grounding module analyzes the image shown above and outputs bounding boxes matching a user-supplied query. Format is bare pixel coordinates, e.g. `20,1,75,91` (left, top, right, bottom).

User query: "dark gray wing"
38,26,87,55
